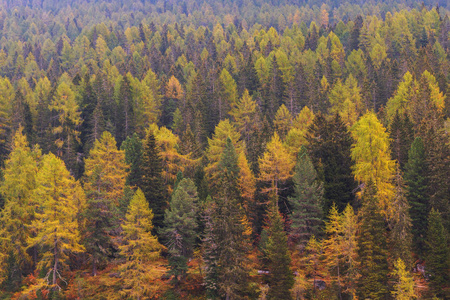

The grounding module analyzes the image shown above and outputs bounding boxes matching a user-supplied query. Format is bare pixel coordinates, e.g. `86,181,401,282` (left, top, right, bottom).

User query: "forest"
0,0,449,299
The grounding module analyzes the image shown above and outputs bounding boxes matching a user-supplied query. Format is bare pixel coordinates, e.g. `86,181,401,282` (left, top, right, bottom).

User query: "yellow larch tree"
0,127,40,285
119,189,165,299
27,153,85,293
284,106,315,156
258,132,295,206
351,112,396,219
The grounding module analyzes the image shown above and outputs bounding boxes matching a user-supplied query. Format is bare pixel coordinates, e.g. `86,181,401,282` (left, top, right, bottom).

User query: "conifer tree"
357,181,389,299
27,153,85,293
139,131,168,231
161,178,198,285
115,75,135,146
266,205,294,300
404,137,428,256
83,131,128,275
120,133,143,187
0,128,40,287
425,208,449,298
203,138,252,299
289,147,323,249
307,113,356,213
351,112,396,219
259,132,295,206
390,166,413,268
119,189,164,299
391,258,416,300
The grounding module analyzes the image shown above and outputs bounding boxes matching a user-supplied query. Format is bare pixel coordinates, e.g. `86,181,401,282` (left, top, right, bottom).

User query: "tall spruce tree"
161,178,199,285
288,146,323,249
357,181,389,299
83,131,128,275
307,113,356,213
202,138,252,299
139,131,168,232
425,208,450,298
120,133,143,188
266,205,294,300
404,137,428,256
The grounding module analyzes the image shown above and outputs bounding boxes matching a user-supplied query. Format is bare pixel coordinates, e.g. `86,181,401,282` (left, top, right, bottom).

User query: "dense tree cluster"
0,0,450,299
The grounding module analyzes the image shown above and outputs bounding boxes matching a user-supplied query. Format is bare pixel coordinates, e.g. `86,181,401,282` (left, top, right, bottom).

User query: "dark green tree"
120,133,143,188
404,137,428,256
161,178,198,286
202,138,252,299
425,208,450,298
307,113,356,213
139,131,168,232
266,205,294,300
288,146,323,249
389,111,414,171
357,181,390,299
115,76,135,146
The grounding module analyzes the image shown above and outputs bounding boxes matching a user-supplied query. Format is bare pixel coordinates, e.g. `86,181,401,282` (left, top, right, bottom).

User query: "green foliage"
289,146,323,249
357,182,390,299
425,208,450,298
161,178,199,284
139,131,168,231
266,206,294,300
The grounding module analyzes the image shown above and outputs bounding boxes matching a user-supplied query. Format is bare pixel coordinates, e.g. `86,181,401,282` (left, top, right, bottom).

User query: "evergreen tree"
389,111,414,171
307,113,356,213
27,153,84,293
139,131,168,231
161,178,198,285
115,75,135,146
202,138,252,299
119,189,164,299
120,133,143,187
390,166,413,268
83,131,128,275
357,181,389,299
266,205,294,300
425,208,450,298
289,147,323,249
404,137,428,256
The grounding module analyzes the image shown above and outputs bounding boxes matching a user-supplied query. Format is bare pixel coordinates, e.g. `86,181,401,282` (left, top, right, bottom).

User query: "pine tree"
139,131,168,231
404,137,428,256
390,166,413,268
161,178,198,285
357,181,389,299
307,113,356,213
425,208,449,298
266,205,294,300
120,133,143,188
289,147,323,249
119,189,164,299
83,131,128,275
203,138,252,299
27,153,85,293
115,75,135,146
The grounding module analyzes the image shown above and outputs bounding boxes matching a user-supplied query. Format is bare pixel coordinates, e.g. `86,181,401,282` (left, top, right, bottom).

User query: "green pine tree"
161,178,199,285
139,131,168,232
404,137,428,256
357,181,390,299
120,133,143,188
289,146,323,249
266,204,294,300
425,208,450,298
307,113,356,213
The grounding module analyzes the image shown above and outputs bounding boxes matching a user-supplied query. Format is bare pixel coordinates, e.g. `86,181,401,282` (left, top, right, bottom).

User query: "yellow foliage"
351,112,396,219
259,132,295,202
